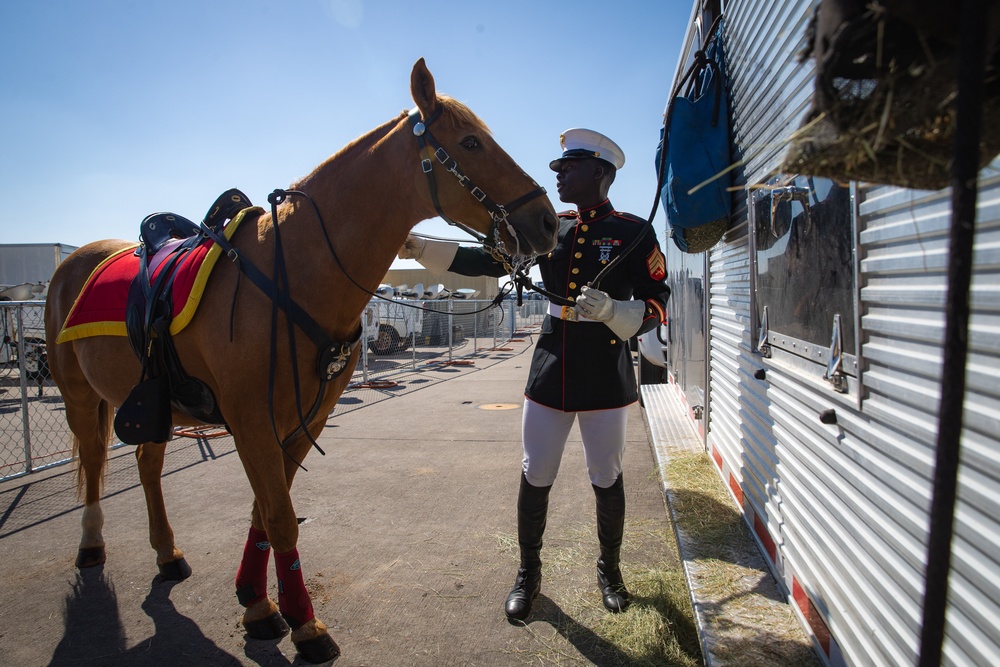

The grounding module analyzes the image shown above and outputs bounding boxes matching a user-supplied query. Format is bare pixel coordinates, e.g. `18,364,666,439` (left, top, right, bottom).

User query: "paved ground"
0,338,816,667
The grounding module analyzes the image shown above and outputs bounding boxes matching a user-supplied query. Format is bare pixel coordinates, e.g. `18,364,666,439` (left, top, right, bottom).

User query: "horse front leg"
135,441,191,580
237,435,339,664
236,505,289,640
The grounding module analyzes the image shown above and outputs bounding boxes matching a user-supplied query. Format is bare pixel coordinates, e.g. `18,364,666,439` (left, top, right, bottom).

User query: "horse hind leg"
67,397,113,569
135,442,191,580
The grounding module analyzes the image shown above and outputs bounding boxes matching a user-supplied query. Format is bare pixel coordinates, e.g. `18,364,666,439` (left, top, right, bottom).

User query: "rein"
536,16,729,303
507,110,676,308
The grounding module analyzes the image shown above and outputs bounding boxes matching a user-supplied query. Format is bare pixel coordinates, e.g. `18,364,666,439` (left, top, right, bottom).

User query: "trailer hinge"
825,313,848,393
756,306,772,358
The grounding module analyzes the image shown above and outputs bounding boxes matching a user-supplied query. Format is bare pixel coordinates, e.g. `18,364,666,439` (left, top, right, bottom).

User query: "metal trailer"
641,1,1000,666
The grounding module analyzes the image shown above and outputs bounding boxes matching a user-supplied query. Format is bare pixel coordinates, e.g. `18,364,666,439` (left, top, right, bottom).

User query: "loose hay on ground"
663,450,822,667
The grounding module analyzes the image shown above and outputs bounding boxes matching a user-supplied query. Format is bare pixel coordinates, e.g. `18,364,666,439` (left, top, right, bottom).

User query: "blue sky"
1,0,691,275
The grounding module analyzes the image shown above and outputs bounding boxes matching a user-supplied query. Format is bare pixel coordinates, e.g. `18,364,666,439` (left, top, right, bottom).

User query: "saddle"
114,189,253,445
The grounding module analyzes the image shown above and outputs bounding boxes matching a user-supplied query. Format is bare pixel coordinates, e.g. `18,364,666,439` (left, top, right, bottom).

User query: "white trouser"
521,397,629,489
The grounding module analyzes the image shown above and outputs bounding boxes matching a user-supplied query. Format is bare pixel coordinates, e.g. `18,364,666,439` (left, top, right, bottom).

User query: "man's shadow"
519,593,702,666
47,568,291,666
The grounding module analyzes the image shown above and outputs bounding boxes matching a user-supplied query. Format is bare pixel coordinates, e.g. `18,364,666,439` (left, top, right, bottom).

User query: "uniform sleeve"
447,245,512,279
629,229,670,337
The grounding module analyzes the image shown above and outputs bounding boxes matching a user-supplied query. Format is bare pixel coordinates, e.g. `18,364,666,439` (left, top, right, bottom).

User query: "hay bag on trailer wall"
782,0,1000,191
656,16,732,253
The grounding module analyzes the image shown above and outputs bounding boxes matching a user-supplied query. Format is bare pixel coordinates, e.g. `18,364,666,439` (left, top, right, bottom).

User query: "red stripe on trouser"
235,526,270,606
275,548,314,628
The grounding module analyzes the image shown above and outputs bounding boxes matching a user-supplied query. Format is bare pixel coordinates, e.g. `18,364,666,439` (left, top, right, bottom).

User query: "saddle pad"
57,207,262,343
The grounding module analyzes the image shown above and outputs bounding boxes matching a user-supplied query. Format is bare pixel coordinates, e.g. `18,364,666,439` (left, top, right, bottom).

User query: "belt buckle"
561,305,578,322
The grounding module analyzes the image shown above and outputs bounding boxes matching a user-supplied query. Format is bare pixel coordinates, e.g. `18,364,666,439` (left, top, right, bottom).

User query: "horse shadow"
47,568,267,667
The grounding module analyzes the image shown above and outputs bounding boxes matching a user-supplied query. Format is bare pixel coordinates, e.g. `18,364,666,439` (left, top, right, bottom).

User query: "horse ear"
410,58,439,119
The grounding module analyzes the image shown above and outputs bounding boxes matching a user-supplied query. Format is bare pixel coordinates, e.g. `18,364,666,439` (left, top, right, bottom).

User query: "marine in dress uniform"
399,128,669,621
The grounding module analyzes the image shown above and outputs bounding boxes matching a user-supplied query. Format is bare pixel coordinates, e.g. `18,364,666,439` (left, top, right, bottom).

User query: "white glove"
575,286,646,340
398,235,427,260
398,235,458,274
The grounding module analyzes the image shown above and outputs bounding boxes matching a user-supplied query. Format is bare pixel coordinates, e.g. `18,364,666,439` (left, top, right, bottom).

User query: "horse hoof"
244,611,290,640
158,557,192,581
295,633,341,664
76,546,106,568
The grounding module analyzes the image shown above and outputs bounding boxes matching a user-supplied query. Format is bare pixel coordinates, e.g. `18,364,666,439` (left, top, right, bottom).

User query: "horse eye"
460,136,481,150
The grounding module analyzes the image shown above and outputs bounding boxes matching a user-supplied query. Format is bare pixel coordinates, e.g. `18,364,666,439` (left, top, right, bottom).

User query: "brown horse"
44,58,557,663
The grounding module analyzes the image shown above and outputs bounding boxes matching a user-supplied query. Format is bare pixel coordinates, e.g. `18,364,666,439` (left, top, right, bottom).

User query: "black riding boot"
504,473,551,621
594,474,631,612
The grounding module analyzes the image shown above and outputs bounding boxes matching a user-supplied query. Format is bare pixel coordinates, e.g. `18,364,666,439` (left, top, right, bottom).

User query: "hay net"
782,0,1000,191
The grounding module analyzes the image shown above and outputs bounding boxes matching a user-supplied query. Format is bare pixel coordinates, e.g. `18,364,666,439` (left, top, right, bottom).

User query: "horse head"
409,58,558,260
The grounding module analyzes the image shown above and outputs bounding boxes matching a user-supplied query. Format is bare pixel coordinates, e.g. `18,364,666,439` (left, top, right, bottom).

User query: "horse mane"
436,95,491,134
291,95,491,191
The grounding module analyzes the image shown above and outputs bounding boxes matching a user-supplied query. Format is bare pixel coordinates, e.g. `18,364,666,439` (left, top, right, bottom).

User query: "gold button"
601,259,608,264
547,252,553,258
575,252,582,259
568,296,575,302
610,339,617,345
577,238,585,244
581,224,589,232
571,268,579,274
569,282,577,289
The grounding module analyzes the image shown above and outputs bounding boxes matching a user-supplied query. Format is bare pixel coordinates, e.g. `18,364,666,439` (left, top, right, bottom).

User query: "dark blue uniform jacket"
448,200,670,411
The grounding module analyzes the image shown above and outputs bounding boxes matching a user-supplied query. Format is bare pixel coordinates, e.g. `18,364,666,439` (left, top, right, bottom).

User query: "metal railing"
0,299,546,481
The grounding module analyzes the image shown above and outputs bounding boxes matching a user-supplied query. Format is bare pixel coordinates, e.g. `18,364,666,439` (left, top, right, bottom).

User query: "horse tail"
73,398,113,499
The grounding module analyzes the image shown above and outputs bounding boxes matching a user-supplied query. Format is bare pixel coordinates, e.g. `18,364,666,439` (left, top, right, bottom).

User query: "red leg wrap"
235,526,271,607
275,548,314,629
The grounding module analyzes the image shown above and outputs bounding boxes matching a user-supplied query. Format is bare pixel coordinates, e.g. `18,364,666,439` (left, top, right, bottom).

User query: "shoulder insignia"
646,245,666,281
612,211,646,224
558,210,579,220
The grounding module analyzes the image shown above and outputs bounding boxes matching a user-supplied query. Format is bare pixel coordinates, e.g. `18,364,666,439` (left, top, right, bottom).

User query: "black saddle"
114,188,253,445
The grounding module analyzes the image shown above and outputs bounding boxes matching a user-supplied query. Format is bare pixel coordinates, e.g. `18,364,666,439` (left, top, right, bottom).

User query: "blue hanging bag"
655,15,732,253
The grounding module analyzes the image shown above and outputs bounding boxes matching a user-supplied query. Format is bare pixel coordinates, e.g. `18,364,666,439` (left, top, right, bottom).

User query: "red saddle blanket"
57,207,261,343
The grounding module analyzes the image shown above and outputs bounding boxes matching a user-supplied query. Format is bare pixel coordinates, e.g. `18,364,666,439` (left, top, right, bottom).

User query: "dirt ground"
0,344,697,666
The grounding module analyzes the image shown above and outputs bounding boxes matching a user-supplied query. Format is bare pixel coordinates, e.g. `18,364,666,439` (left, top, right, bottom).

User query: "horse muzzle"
503,207,559,257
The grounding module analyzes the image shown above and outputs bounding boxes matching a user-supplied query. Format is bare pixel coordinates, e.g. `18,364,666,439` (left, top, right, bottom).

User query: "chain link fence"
1,298,546,482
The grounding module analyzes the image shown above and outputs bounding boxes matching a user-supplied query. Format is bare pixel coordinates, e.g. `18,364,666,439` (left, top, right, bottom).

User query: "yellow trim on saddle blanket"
55,245,137,342
56,207,262,343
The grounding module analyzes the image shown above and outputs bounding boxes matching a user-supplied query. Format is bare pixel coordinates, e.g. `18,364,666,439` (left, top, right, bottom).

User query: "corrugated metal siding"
703,1,1000,665
860,171,1000,666
725,1,814,178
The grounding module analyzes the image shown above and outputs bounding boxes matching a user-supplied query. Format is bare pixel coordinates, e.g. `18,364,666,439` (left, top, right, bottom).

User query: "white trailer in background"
0,243,78,295
0,243,77,365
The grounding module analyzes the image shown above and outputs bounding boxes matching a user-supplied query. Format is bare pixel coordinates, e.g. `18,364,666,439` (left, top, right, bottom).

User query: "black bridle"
407,107,546,266
195,106,559,466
